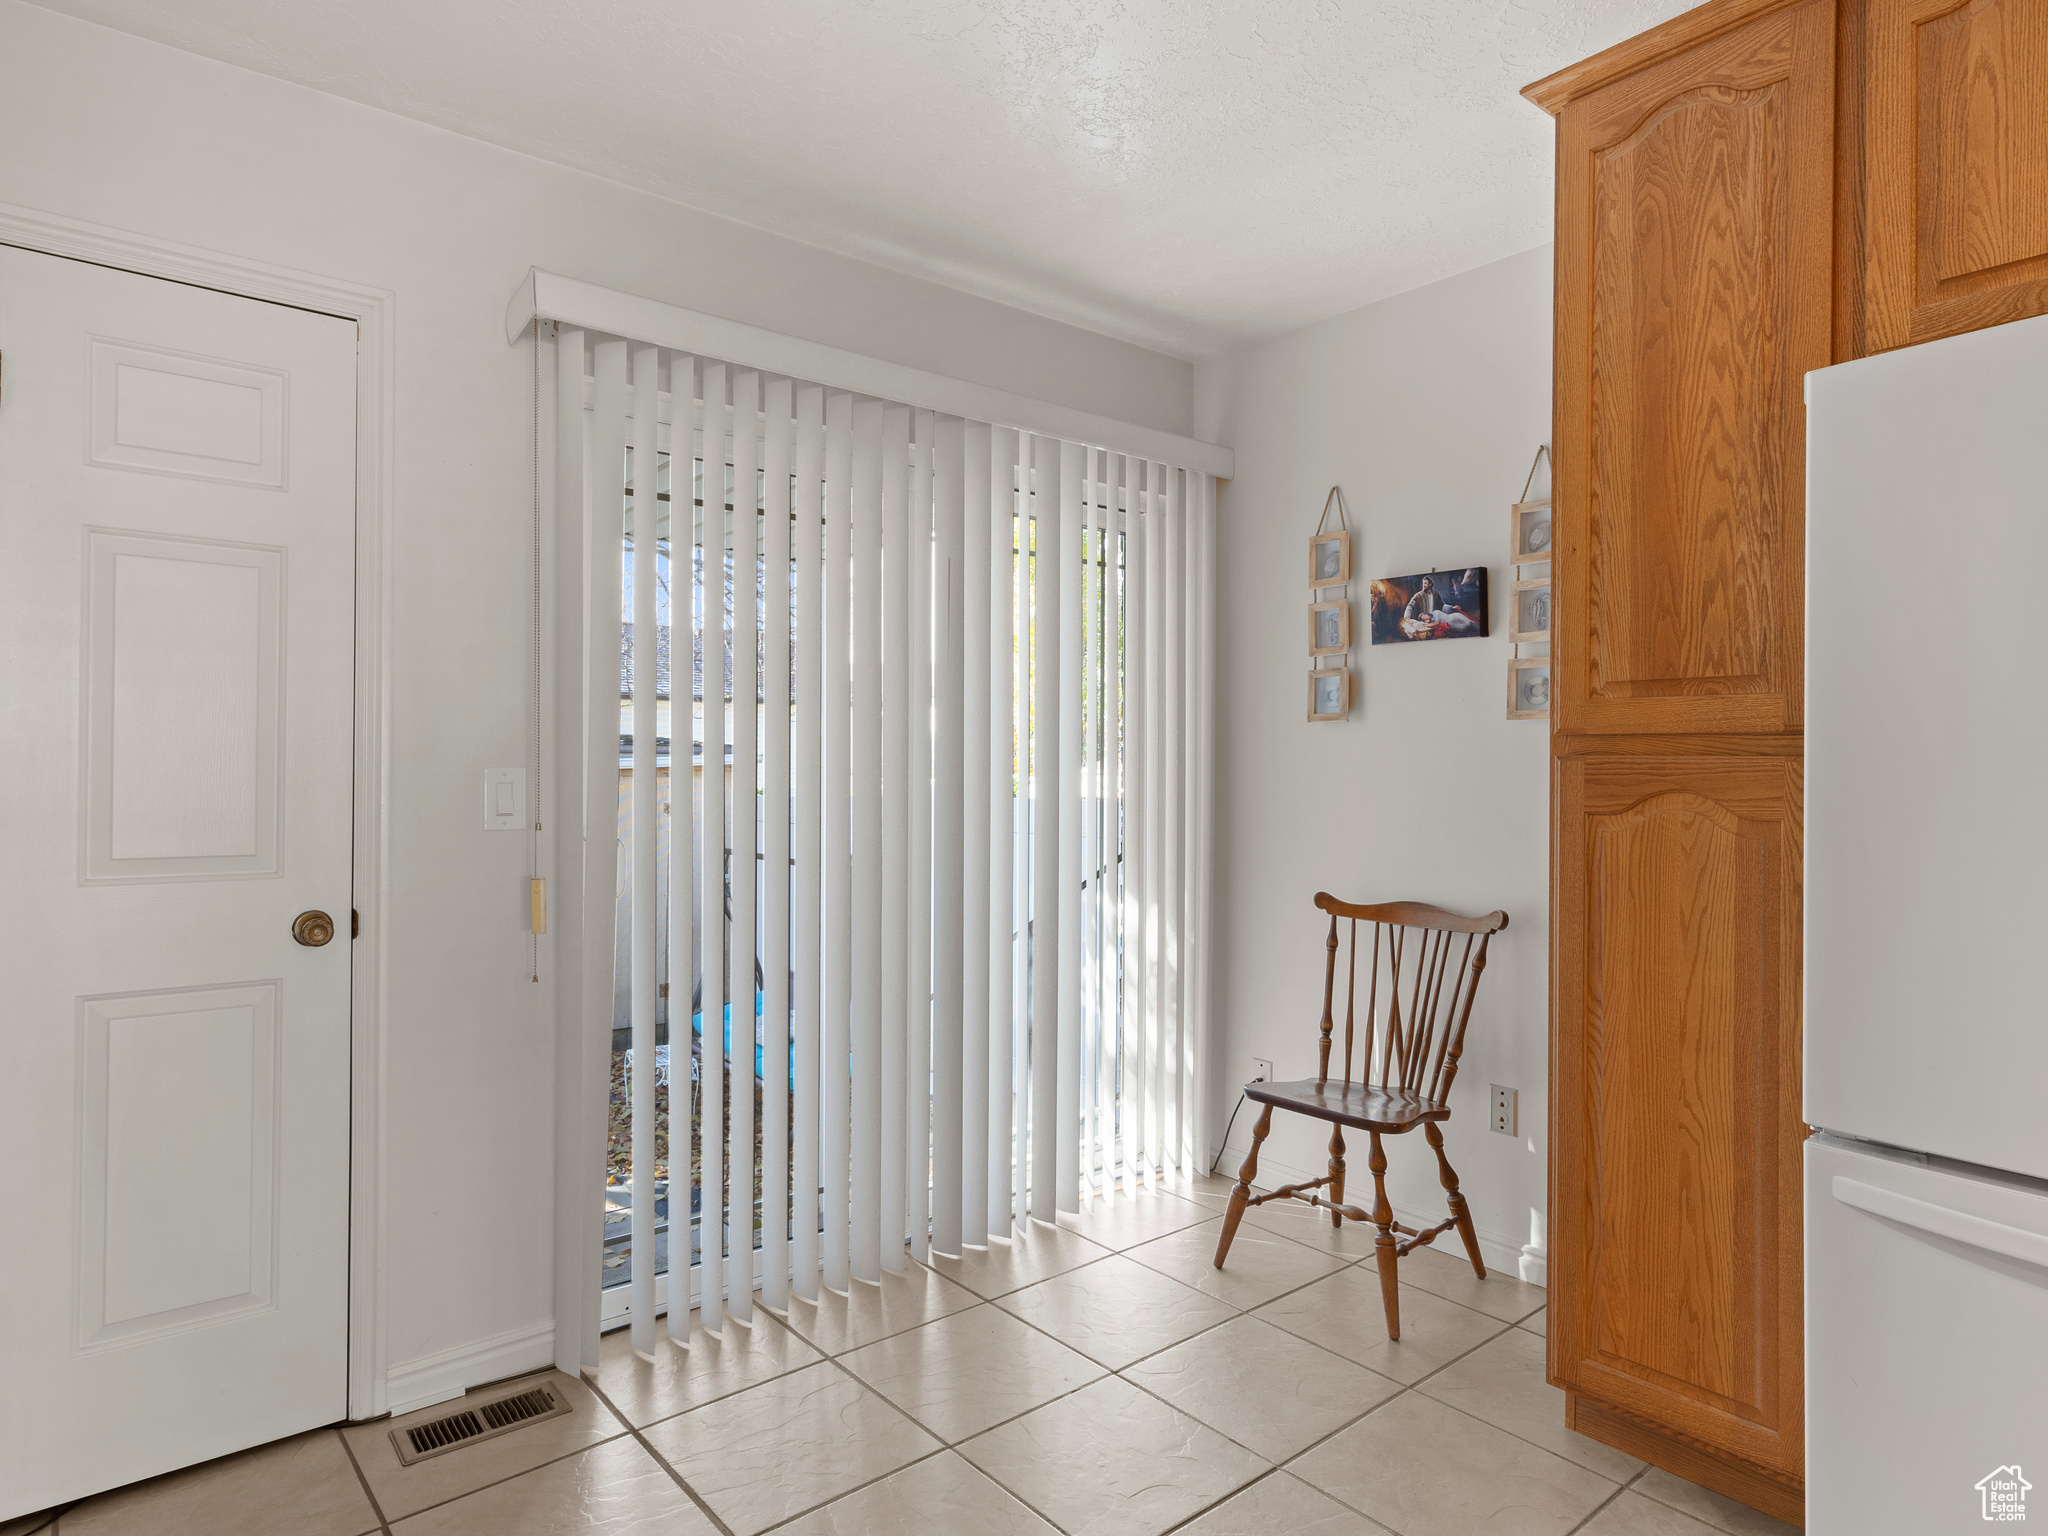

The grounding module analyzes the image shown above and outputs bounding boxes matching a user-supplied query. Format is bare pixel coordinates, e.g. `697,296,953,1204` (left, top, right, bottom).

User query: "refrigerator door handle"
1832,1175,2048,1269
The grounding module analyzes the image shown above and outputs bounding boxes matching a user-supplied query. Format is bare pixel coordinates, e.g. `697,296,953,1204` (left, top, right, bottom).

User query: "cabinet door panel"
1860,0,2048,350
1551,750,1804,1484
1552,0,1833,734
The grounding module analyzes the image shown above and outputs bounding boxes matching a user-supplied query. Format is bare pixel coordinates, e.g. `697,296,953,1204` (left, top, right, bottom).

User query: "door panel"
0,247,356,1516
85,531,284,880
1552,749,1805,1484
1552,0,1833,734
1859,0,2048,351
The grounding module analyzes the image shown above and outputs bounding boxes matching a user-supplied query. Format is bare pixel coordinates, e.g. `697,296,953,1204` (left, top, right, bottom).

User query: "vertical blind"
552,325,1216,1353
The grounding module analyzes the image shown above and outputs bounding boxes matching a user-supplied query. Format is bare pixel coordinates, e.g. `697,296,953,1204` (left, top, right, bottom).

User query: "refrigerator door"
1807,313,2048,1179
1807,1134,2048,1534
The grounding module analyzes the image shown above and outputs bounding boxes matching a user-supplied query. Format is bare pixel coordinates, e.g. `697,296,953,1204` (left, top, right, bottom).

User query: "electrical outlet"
1251,1058,1274,1085
1491,1084,1518,1136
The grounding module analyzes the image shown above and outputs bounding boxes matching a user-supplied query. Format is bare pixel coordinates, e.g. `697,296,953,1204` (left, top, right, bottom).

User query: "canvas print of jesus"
1369,568,1488,644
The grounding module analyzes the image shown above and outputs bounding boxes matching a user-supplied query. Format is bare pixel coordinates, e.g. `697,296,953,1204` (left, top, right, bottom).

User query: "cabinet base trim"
1566,1392,1804,1529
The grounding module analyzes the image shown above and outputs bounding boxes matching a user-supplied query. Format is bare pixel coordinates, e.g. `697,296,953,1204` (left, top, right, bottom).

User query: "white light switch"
483,768,525,831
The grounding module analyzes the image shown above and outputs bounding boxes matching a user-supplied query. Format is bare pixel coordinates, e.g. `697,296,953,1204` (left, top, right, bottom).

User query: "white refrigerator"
1807,313,2048,1533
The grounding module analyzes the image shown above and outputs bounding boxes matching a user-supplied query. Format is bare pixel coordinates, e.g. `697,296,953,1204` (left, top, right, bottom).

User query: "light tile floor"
15,1187,1803,1536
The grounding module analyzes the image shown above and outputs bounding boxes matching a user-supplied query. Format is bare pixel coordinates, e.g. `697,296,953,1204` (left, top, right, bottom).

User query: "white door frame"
0,201,396,1423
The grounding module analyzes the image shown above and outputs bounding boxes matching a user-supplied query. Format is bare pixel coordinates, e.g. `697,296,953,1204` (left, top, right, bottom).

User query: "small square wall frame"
1309,529,1352,590
1511,497,1554,564
1309,667,1352,722
1508,656,1551,720
1309,599,1351,656
1509,576,1552,643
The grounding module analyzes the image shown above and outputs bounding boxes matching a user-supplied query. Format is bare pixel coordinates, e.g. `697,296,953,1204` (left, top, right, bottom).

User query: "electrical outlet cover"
1491,1084,1518,1136
1252,1058,1274,1084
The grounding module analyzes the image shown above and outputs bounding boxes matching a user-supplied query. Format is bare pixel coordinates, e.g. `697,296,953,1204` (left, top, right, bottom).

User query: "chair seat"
1245,1078,1450,1133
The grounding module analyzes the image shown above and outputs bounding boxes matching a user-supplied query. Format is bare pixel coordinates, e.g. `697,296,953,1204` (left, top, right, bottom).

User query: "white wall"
0,0,1192,1398
1194,246,1553,1279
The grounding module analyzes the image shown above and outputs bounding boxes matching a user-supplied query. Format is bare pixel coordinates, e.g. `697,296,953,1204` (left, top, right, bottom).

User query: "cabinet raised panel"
1549,0,1833,735
1859,0,2048,350
1552,749,1805,1498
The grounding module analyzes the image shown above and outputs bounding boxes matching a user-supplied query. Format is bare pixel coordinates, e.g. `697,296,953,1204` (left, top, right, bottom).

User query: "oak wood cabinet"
1851,0,2048,352
1526,0,2048,1524
1552,742,1805,1512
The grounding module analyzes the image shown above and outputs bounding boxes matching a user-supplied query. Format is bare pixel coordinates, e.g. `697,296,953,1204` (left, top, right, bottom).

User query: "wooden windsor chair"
1212,894,1508,1340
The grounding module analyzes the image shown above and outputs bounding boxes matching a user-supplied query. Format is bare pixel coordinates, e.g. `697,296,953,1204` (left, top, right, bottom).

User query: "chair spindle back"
1312,895,1508,1104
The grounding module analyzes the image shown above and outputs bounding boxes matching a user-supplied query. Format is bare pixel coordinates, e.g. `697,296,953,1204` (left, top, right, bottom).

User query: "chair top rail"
1314,894,1508,936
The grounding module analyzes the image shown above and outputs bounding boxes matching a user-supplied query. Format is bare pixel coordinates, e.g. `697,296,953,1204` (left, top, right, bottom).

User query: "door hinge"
351,908,360,939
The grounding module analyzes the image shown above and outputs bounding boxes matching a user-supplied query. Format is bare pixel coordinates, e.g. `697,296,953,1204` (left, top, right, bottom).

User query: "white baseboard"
1211,1146,1539,1286
384,1319,558,1417
1518,1245,1548,1286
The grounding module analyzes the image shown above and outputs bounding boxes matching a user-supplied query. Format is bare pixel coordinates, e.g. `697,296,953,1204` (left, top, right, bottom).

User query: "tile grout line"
846,1228,1472,1527
641,1197,1555,1536
581,1370,738,1536
334,1424,395,1535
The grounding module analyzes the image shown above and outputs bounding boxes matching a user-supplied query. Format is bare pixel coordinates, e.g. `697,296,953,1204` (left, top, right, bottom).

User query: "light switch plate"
483,768,525,831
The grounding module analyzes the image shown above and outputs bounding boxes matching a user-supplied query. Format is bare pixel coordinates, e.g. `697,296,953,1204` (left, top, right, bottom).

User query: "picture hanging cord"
1519,444,1552,503
1314,484,1350,536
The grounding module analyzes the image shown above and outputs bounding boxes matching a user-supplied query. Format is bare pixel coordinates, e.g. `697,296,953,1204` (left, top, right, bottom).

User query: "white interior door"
0,246,357,1516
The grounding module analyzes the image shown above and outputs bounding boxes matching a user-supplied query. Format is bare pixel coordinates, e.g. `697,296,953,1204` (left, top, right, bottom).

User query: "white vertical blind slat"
1171,462,1187,1187
555,327,608,1370
849,397,885,1284
821,390,855,1292
1009,432,1029,1231
664,369,696,1345
1142,460,1165,1188
1095,453,1116,1202
729,371,760,1320
906,409,935,1264
1079,452,1098,1202
880,404,910,1273
1122,461,1146,1192
993,427,1022,1238
1114,456,1130,1204
960,420,991,1247
791,382,824,1301
1189,471,1216,1174
699,360,729,1329
628,344,660,1354
1029,434,1060,1224
1055,439,1085,1215
932,416,966,1257
762,376,793,1312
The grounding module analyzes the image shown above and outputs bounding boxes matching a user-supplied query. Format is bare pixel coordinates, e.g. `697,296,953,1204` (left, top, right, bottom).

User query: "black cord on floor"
1208,1091,1248,1177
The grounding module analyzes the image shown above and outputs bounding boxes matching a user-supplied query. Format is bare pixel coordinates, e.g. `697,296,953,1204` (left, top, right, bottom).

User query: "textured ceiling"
32,0,1695,358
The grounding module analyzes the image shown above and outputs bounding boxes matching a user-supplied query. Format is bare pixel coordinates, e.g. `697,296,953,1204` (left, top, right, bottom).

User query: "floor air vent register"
389,1381,572,1466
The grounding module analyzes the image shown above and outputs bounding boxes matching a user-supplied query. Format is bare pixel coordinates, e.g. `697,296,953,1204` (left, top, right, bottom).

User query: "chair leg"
1327,1126,1346,1228
1369,1131,1400,1340
1426,1121,1486,1279
1213,1103,1272,1269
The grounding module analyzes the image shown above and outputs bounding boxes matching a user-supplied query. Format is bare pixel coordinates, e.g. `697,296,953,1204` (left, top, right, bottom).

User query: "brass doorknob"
292,910,336,947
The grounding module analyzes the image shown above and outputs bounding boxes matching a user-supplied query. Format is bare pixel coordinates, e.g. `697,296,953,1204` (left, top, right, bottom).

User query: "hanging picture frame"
1309,667,1351,722
1509,576,1551,643
1309,528,1352,590
1507,657,1551,720
1309,599,1351,656
1510,498,1553,563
